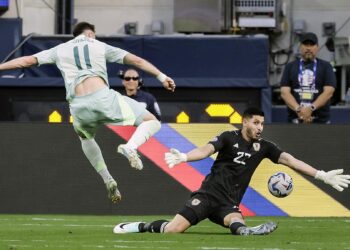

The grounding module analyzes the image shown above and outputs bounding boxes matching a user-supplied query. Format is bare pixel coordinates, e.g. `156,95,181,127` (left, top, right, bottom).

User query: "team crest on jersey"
191,198,201,206
233,143,239,148
253,142,260,151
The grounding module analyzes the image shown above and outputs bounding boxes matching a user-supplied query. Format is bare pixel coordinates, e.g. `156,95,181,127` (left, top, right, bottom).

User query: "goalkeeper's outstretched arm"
186,144,215,162
278,152,350,192
164,144,215,168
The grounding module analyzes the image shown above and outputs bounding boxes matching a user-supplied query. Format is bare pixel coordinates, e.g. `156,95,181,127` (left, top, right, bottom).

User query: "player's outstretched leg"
113,222,144,234
230,221,277,236
106,180,121,203
239,221,277,235
113,220,169,234
117,145,143,170
117,119,161,170
80,137,121,202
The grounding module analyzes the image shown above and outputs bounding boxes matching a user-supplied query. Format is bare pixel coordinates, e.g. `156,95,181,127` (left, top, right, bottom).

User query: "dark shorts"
178,193,241,227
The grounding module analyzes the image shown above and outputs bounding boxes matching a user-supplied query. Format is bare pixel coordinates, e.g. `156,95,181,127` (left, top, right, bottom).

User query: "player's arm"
280,86,300,113
165,144,215,168
0,56,38,70
278,152,350,191
123,53,175,92
311,86,334,110
278,152,317,176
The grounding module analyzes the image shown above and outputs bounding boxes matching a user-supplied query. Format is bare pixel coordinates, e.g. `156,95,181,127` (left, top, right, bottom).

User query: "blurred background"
1,0,350,123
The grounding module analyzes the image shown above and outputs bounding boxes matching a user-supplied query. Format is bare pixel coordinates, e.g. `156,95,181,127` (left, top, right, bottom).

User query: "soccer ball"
268,172,293,198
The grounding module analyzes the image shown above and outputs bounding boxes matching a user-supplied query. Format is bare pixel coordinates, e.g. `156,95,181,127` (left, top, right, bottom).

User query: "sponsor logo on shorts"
191,198,201,206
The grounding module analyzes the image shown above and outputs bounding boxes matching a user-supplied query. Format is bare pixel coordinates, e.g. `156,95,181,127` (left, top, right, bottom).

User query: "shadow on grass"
183,232,229,236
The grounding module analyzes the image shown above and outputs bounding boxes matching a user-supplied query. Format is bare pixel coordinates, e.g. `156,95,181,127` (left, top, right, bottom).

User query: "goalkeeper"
114,107,350,236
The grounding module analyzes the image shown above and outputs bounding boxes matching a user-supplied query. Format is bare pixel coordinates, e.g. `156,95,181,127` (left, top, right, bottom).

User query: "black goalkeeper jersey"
194,129,283,205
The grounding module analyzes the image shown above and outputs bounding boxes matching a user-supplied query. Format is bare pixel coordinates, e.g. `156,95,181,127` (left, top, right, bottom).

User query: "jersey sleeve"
208,131,230,153
265,140,283,163
105,44,129,64
34,47,57,65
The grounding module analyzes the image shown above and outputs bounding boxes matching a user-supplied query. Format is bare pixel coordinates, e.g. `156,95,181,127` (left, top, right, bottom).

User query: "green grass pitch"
0,215,349,249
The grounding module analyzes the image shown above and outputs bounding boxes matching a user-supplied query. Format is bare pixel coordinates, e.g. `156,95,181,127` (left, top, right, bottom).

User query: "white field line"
82,245,171,249
20,223,113,227
108,240,178,243
4,245,32,248
32,217,65,221
200,248,297,250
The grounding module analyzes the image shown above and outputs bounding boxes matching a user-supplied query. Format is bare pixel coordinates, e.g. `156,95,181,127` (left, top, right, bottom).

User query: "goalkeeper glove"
164,148,187,168
315,169,350,192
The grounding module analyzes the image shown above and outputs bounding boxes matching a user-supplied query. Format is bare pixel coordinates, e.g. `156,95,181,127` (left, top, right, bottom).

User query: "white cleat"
117,144,143,170
106,180,121,203
239,221,278,236
113,222,143,234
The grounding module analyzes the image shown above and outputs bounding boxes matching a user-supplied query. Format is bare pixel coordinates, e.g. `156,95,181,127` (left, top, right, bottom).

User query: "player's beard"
247,127,259,140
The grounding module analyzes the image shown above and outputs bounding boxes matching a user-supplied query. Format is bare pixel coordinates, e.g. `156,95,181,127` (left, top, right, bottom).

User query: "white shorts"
70,87,148,138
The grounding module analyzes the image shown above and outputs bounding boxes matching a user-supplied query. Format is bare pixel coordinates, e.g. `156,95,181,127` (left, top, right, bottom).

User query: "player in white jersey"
0,22,176,203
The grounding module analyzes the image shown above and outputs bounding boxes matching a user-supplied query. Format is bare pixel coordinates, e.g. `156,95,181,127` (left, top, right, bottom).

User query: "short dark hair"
243,107,264,119
73,22,95,37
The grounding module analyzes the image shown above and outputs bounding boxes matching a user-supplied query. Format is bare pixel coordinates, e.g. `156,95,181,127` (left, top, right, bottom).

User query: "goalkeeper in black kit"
113,107,350,236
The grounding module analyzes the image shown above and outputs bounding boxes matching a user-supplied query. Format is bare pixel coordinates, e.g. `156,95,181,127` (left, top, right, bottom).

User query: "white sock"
126,120,161,149
80,138,114,183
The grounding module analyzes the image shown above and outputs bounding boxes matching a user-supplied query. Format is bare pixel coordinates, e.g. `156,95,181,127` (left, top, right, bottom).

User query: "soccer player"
0,22,176,203
114,107,350,236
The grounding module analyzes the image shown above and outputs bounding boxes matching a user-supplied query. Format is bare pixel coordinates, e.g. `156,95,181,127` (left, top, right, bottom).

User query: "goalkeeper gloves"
164,148,187,168
315,169,350,192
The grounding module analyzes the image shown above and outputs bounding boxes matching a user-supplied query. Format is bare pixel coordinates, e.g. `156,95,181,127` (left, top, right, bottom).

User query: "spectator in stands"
113,107,350,236
120,68,161,120
0,21,176,203
280,32,336,124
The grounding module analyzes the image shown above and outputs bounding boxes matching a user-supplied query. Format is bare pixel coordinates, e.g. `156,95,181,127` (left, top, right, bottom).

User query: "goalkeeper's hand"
164,148,187,168
315,169,350,191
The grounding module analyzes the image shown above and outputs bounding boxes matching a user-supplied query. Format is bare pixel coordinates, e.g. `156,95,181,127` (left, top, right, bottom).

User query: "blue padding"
143,36,268,80
154,124,212,175
1,35,269,89
242,187,288,216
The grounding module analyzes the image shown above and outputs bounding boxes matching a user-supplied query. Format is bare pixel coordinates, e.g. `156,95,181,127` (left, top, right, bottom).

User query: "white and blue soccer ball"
268,172,293,198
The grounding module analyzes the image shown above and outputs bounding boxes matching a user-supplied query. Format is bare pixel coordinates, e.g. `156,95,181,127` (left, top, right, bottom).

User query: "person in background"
113,107,349,236
280,32,336,124
0,22,176,203
120,68,161,120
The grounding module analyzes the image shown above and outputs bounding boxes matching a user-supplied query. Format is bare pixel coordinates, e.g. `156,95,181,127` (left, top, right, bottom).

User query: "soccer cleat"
113,222,144,234
239,221,277,236
117,144,143,170
106,180,122,203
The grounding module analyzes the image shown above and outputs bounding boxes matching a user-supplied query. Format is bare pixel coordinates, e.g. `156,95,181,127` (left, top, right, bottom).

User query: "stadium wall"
0,123,349,216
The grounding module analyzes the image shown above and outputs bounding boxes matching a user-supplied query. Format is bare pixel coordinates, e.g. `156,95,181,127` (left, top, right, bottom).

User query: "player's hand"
298,106,312,123
164,148,187,168
162,77,176,92
315,169,350,191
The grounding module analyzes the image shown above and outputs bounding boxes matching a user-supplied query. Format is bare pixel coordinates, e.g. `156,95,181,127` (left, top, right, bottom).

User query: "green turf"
0,215,349,250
